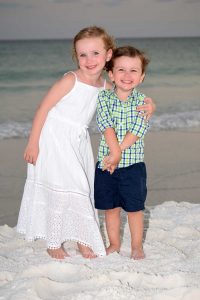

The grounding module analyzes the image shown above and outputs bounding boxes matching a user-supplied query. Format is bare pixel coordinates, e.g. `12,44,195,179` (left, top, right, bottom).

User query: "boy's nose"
124,71,131,78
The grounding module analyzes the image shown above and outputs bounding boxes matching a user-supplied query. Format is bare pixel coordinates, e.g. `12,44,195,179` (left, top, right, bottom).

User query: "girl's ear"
108,70,114,82
106,49,113,62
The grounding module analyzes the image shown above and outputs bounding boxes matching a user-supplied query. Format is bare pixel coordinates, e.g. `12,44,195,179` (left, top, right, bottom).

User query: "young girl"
17,26,155,259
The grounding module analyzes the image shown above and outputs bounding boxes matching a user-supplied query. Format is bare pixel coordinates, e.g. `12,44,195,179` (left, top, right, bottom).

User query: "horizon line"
0,35,199,42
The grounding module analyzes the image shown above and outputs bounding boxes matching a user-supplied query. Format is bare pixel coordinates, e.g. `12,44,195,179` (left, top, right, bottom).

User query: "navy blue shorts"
94,162,147,212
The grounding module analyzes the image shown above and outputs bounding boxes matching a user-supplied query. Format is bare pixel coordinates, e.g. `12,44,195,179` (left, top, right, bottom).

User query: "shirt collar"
110,86,137,102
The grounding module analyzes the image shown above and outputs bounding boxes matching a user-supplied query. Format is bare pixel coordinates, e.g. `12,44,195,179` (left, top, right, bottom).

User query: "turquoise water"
0,37,200,139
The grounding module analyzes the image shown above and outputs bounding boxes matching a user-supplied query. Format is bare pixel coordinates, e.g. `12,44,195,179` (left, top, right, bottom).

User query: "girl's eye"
79,53,86,57
131,69,137,72
94,52,99,56
118,68,124,72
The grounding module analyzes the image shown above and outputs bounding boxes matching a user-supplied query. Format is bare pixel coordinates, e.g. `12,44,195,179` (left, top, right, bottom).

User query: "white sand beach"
0,130,200,299
0,201,200,299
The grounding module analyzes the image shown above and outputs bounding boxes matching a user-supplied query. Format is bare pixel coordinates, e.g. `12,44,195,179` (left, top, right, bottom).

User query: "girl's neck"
76,69,103,87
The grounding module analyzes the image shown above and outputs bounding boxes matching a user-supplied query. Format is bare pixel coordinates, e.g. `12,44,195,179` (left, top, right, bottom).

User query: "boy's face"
108,56,145,93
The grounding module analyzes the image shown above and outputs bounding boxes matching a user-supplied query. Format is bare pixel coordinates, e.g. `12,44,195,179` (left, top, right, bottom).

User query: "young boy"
94,46,150,259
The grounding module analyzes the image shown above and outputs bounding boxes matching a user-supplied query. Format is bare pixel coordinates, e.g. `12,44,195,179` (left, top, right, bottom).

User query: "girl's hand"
136,97,156,121
24,144,39,165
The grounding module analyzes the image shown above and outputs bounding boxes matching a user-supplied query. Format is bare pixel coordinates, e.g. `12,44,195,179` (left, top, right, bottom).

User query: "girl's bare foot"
78,243,97,259
131,248,145,260
106,244,120,255
47,247,69,259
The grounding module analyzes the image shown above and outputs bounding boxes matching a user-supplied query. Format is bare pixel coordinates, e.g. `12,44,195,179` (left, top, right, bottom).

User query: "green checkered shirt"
96,88,149,169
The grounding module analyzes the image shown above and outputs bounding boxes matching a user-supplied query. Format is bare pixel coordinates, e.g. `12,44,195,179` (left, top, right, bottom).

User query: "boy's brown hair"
106,46,150,74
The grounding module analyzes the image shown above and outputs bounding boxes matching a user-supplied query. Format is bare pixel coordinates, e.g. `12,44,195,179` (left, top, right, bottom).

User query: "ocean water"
0,37,200,140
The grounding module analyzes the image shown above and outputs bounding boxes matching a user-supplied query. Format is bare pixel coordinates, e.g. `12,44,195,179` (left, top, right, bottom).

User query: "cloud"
0,1,32,9
47,0,123,4
185,0,200,3
0,2,21,8
155,0,176,2
156,0,200,2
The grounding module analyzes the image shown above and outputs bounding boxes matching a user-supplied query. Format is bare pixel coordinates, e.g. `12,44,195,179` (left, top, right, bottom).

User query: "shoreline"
0,129,200,226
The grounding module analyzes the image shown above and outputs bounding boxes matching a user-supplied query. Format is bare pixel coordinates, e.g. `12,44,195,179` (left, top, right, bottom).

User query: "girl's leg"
77,243,97,259
47,245,70,259
105,207,121,255
128,210,145,259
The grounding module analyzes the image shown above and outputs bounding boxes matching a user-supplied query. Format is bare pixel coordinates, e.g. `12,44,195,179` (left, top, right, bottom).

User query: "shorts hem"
95,205,145,212
123,206,145,212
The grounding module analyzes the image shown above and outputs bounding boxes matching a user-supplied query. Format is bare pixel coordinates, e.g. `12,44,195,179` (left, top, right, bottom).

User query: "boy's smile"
109,56,145,100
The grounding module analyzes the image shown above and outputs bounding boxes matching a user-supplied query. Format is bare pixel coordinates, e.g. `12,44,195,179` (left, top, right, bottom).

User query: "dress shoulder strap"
64,71,78,82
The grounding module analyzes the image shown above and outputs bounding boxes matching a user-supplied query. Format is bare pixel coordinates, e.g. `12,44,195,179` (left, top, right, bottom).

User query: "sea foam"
1,110,200,140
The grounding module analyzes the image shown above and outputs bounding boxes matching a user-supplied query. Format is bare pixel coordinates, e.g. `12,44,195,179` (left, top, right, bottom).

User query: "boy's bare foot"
78,243,97,259
106,245,120,255
47,247,69,259
131,248,145,260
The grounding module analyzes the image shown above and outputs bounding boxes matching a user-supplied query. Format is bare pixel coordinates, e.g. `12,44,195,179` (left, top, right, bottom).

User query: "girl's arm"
136,97,156,120
106,81,156,120
24,73,75,165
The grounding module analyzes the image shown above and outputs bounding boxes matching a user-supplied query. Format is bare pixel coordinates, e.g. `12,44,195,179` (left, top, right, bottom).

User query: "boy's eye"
94,51,99,55
131,69,137,72
118,68,124,72
79,53,86,57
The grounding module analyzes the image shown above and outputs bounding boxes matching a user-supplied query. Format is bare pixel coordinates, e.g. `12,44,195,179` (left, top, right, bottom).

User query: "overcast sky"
0,0,199,40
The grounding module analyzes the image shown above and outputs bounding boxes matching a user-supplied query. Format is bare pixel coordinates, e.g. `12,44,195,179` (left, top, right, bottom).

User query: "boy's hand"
103,153,121,174
103,160,117,175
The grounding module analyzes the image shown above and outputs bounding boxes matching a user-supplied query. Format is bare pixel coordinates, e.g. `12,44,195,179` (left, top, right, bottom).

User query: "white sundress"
17,71,106,256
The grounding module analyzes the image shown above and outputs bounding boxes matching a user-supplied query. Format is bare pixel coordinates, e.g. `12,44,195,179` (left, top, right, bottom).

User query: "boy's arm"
120,132,139,151
121,97,150,151
96,91,121,172
104,128,121,162
103,128,121,172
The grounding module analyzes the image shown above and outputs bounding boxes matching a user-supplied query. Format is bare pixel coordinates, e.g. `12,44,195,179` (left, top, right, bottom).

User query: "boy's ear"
140,73,145,83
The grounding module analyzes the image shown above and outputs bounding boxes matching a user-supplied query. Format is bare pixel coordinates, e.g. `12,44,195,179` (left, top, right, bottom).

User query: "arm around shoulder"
136,97,156,120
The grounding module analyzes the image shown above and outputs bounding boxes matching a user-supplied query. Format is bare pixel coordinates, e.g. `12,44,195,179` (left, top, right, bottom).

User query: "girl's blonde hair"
72,26,116,61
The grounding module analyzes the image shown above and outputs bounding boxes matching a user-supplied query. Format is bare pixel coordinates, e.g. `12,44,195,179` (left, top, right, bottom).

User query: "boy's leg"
128,210,145,259
105,207,121,255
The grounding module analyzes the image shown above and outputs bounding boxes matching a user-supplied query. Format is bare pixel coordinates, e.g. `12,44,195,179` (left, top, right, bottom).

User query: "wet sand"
0,129,200,227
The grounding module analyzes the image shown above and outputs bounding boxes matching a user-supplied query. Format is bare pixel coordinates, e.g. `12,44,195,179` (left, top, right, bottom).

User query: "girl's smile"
75,37,112,76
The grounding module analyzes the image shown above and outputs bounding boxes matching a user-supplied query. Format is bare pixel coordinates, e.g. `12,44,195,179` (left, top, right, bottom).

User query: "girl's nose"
86,55,94,62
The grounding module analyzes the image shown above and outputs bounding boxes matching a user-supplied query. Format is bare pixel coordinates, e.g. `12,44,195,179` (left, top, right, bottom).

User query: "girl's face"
75,37,112,75
109,56,145,93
